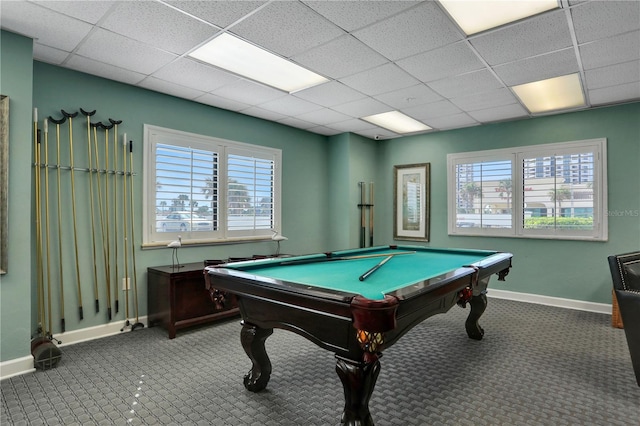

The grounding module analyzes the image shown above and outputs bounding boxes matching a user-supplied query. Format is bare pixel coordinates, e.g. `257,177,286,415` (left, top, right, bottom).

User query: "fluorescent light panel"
189,33,328,93
512,73,585,114
362,111,431,134
439,0,559,35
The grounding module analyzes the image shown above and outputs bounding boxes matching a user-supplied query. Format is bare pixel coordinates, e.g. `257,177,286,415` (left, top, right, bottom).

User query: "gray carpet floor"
2,298,639,425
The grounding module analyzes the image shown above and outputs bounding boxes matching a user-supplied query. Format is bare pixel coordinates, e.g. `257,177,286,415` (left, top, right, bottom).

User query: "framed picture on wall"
393,163,430,242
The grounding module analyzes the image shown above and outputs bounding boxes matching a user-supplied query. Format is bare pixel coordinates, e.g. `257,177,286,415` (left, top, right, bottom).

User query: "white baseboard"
0,316,147,381
0,356,35,381
57,316,148,348
1,293,613,382
487,289,612,315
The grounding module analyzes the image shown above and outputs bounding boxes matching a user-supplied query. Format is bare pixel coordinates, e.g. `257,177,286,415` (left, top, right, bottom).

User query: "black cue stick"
359,255,393,281
359,182,365,248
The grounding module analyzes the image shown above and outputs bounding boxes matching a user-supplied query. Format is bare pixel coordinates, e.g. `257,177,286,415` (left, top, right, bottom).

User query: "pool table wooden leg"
335,356,379,426
465,292,487,340
240,321,274,392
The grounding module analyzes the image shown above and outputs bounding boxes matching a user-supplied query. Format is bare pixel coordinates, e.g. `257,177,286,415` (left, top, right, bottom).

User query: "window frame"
447,138,608,241
142,124,282,247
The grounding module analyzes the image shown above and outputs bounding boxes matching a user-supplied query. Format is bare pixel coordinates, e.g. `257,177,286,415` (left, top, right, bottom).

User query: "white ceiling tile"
0,1,93,51
579,31,640,70
258,96,324,116
75,29,177,75
33,43,70,65
331,97,391,118
5,0,638,136
139,76,204,100
585,60,640,90
152,58,239,93
470,10,572,65
229,1,344,57
307,125,344,136
241,106,288,122
166,1,265,28
295,108,353,126
291,35,388,79
353,2,462,61
571,0,640,43
293,81,365,107
65,54,146,86
276,116,317,130
339,63,419,96
211,80,286,105
194,93,250,112
328,118,383,133
99,1,217,55
32,1,116,25
428,70,504,99
397,41,485,83
493,48,580,86
425,113,479,130
588,81,640,106
467,104,529,123
374,85,443,109
401,100,463,120
450,88,519,112
302,1,421,32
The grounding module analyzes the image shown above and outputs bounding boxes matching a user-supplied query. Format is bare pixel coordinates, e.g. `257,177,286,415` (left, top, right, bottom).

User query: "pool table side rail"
204,251,512,303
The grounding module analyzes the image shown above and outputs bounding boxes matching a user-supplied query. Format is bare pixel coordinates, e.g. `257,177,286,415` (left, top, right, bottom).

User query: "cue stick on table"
279,250,415,266
359,255,393,281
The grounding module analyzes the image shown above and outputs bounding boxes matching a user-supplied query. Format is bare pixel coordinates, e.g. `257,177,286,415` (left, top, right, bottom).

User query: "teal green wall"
2,28,639,366
29,61,331,337
376,103,640,303
327,133,377,250
0,31,34,362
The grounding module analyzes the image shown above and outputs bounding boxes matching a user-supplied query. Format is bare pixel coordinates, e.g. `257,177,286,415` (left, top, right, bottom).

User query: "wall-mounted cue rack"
32,107,143,356
357,181,374,248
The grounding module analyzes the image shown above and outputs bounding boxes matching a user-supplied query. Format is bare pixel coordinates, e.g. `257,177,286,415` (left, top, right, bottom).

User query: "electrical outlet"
122,277,130,291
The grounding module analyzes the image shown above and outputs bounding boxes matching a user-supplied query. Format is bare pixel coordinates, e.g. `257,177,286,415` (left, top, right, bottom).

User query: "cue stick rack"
32,107,139,343
357,181,374,248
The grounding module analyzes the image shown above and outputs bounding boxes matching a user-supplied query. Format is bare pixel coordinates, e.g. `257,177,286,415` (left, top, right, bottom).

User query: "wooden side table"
147,262,239,338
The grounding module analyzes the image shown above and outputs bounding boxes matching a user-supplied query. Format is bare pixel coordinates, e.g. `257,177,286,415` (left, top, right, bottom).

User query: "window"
143,125,281,246
448,138,607,241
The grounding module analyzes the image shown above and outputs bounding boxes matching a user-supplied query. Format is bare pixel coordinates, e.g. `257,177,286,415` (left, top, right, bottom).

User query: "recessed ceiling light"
439,0,559,35
188,33,328,93
362,111,431,134
512,73,586,114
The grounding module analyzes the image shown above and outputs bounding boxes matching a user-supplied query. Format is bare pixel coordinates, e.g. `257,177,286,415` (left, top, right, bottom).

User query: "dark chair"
608,251,640,386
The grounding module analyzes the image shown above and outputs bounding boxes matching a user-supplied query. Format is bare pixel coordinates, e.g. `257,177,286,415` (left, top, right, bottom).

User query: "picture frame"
393,163,430,242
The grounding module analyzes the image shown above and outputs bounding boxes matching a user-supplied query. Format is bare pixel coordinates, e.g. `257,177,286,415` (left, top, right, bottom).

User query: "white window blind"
448,138,607,241
143,125,281,246
454,158,513,232
226,148,277,237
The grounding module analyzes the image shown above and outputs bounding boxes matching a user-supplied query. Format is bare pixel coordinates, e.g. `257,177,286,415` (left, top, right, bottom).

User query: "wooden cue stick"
369,182,374,247
343,251,414,260
359,255,393,281
359,182,366,248
279,250,415,266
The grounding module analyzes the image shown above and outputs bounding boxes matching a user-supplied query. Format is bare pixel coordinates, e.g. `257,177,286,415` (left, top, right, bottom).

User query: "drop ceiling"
2,0,639,139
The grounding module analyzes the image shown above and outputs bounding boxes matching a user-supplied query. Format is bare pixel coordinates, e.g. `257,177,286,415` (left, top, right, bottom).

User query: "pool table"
204,245,512,425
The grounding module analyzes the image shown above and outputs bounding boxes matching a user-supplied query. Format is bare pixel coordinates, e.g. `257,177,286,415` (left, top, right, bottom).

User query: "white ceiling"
2,0,639,139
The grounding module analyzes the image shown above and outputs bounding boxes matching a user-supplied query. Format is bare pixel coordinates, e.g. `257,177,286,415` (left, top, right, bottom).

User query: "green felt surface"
228,246,497,300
